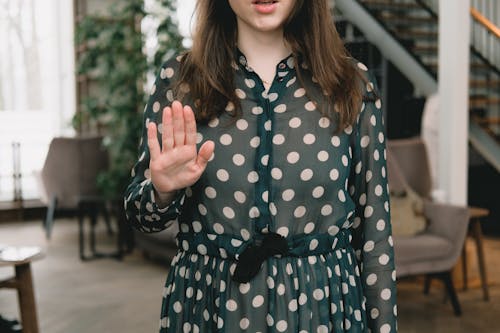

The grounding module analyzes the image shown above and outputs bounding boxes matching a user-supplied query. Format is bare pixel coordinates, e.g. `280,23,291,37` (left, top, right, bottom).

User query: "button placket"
253,96,274,233
236,50,295,235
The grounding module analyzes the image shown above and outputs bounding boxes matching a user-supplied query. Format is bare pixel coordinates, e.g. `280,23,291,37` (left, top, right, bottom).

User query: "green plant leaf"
74,0,184,198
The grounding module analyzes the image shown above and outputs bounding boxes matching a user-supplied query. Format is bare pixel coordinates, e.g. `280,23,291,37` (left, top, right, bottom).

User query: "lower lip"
253,2,278,14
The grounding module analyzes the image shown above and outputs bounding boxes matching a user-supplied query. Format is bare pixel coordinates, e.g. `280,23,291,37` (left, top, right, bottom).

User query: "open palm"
147,101,215,195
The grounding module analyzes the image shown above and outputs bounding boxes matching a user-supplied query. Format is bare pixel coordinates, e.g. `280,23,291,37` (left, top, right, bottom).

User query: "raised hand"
147,100,215,202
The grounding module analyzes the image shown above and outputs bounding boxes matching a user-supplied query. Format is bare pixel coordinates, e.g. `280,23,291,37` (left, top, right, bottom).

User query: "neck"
236,23,291,84
237,26,290,61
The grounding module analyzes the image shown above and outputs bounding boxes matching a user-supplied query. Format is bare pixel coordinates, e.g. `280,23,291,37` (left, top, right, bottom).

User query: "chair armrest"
423,200,470,243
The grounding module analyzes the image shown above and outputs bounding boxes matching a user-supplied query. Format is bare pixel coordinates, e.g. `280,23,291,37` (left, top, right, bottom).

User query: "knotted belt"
232,232,288,283
176,228,351,283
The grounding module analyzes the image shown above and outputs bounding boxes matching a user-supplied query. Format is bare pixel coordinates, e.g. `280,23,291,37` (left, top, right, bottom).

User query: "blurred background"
0,0,498,332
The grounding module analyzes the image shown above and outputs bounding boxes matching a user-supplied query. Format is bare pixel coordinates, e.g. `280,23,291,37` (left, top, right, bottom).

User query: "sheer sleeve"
123,57,186,233
349,67,397,332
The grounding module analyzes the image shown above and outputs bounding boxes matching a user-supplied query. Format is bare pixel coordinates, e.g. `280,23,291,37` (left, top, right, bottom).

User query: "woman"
125,0,397,332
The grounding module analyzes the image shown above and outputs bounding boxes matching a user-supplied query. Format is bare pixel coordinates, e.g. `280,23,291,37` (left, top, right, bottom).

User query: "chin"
251,18,285,33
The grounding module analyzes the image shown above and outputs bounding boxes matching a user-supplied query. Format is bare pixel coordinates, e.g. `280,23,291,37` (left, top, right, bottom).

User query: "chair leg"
423,274,432,295
102,204,114,236
441,271,462,316
90,209,98,254
78,205,86,261
461,244,468,291
44,196,57,239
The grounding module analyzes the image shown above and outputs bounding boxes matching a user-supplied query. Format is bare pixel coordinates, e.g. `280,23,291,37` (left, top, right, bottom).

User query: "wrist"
152,186,178,207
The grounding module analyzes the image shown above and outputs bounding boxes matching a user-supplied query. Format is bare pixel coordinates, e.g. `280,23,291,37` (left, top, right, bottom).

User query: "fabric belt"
176,228,351,283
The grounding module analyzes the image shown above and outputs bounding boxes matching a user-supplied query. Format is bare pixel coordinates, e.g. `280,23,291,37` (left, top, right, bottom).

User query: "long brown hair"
174,0,364,130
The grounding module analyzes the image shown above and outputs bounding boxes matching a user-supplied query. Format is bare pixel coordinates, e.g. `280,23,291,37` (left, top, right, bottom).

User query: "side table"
0,246,44,333
77,196,134,261
461,206,490,301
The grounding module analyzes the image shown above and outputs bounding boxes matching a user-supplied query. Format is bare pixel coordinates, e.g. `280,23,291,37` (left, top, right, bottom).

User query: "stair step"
470,80,500,88
426,62,494,71
377,12,437,25
472,65,498,73
470,90,500,98
396,29,438,39
470,96,500,107
412,45,438,54
471,119,500,143
474,117,500,126
361,0,422,10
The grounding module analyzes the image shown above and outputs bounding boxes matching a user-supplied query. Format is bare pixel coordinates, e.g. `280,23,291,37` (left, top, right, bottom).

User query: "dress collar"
235,48,296,74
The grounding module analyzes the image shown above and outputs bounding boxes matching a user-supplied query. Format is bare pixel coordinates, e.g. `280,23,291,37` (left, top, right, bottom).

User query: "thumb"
196,140,215,169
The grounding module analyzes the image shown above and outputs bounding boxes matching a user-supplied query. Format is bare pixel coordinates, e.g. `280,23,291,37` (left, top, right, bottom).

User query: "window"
0,0,195,202
0,0,75,201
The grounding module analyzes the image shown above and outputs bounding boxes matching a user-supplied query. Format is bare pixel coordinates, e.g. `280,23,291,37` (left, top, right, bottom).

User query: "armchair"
36,136,109,238
388,138,470,316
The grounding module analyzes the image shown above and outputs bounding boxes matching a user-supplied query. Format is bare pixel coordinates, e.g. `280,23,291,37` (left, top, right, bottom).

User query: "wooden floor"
0,219,499,333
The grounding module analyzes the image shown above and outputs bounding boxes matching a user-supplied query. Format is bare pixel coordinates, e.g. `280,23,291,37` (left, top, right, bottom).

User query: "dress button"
279,63,286,69
278,78,284,82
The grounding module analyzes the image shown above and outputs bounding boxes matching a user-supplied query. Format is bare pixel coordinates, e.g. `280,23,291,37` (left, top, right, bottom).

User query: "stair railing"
420,0,499,69
470,5,500,69
418,0,438,13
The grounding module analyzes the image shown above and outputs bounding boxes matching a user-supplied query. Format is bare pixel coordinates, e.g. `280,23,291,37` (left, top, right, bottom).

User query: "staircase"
335,0,500,171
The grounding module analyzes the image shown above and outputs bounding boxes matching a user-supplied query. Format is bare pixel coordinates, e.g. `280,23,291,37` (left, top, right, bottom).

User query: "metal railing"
421,0,500,69
470,2,500,69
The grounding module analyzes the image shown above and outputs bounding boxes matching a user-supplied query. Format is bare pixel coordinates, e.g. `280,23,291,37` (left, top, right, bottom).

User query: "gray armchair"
37,136,109,238
388,138,470,316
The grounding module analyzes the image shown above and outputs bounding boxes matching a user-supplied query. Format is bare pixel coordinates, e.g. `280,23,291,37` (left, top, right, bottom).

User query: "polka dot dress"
125,51,397,333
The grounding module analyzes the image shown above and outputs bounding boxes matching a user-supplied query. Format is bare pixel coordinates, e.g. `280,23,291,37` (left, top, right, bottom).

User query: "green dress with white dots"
124,50,397,333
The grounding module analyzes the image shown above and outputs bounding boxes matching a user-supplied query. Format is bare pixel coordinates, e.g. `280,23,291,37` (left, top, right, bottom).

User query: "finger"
196,140,215,170
172,100,185,146
184,105,197,146
147,122,161,160
162,107,174,151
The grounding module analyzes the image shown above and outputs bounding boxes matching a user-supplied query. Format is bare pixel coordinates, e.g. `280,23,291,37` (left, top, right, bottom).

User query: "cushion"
387,148,428,236
390,186,427,237
393,234,453,265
